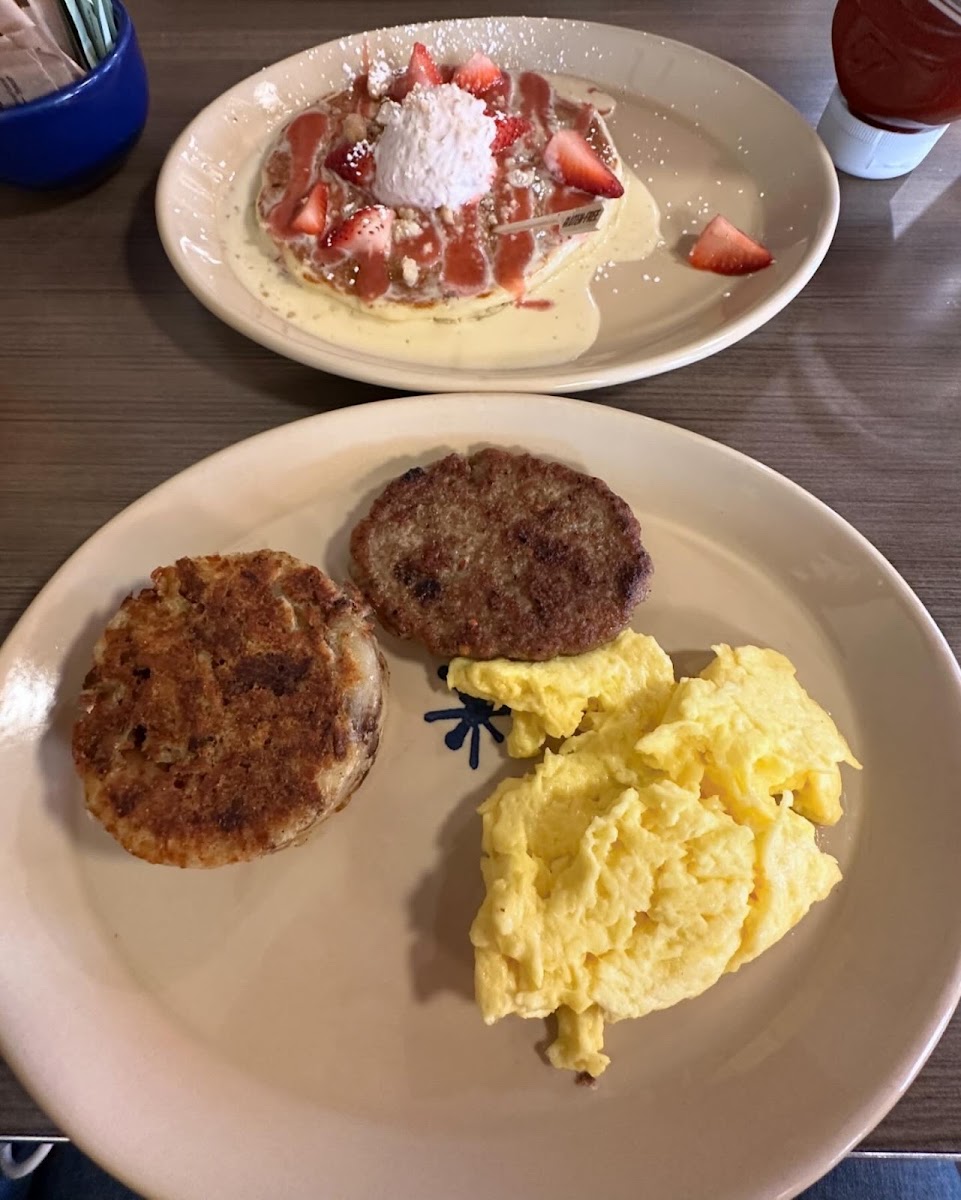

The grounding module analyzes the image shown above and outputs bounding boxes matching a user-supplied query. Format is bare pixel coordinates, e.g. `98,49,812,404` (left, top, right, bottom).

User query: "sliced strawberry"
392,41,443,99
407,41,443,87
290,182,329,235
410,41,443,85
491,114,531,154
689,215,773,275
324,205,395,255
542,129,624,199
453,52,503,97
324,140,375,187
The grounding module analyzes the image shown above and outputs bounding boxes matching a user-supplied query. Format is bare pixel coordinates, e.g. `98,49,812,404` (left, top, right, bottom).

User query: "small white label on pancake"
494,201,606,239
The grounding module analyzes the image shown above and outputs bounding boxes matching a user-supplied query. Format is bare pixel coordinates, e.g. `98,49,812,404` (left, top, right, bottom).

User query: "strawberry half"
324,140,375,187
453,52,503,97
392,42,443,100
689,215,773,275
324,205,395,255
290,182,329,236
542,129,624,199
491,114,531,154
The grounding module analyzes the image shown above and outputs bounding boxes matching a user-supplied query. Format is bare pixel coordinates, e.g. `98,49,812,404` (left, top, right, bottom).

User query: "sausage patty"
72,550,386,868
350,449,653,661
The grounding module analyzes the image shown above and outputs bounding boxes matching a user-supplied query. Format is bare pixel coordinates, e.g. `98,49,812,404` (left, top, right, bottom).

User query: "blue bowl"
0,1,148,189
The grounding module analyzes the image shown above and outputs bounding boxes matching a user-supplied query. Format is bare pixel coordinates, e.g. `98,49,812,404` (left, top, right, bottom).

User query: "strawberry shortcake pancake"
256,42,630,320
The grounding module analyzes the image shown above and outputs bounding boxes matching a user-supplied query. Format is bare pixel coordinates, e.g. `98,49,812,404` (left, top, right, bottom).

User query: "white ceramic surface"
2,395,960,1200
155,17,840,392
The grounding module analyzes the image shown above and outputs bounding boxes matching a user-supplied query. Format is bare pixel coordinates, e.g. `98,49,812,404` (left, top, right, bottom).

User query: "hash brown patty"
350,450,652,661
72,550,386,868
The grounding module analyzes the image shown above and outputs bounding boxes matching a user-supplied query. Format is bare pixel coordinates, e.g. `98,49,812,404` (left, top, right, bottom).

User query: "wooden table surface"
2,0,960,1162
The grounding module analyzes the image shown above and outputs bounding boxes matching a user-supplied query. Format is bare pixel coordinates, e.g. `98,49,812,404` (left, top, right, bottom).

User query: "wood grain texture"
1,0,960,1156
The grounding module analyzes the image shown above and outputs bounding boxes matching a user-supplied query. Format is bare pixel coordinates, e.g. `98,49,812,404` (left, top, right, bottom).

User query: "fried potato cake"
72,550,386,867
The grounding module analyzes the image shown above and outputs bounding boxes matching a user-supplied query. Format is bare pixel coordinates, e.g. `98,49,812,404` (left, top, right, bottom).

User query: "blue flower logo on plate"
424,665,510,769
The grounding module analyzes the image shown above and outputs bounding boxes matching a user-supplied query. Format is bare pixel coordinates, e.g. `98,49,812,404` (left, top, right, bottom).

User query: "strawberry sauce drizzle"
492,175,534,297
518,71,554,135
443,203,489,295
354,253,391,301
266,111,328,236
311,244,392,303
547,186,597,214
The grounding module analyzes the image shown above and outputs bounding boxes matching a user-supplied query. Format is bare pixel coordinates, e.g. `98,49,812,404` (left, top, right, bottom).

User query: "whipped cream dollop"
373,83,496,211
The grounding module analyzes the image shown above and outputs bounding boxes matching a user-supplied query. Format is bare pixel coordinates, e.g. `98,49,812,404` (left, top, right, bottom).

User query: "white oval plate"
156,17,839,392
2,395,959,1200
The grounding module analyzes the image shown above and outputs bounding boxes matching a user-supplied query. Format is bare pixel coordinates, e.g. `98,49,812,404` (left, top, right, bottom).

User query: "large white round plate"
2,395,959,1200
156,17,839,393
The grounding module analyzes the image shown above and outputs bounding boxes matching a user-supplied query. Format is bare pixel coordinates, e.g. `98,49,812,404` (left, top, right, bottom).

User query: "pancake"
256,48,627,322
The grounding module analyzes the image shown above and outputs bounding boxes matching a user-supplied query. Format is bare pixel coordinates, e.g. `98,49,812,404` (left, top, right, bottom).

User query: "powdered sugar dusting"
373,83,496,210
366,59,392,98
333,18,605,98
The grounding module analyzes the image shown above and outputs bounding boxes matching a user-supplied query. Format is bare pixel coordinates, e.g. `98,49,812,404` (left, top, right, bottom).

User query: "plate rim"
2,393,960,1199
155,15,841,393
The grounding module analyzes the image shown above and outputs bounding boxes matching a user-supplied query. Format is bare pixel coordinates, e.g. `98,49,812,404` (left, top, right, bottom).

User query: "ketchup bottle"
817,0,961,178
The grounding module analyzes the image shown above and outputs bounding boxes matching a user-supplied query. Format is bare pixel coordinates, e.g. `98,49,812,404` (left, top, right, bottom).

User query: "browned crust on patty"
349,450,652,661
72,550,386,868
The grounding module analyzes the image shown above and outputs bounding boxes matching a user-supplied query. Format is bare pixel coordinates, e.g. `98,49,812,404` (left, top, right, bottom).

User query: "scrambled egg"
447,630,676,757
450,633,860,1078
637,645,860,828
